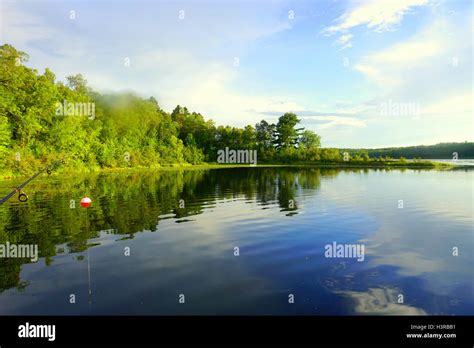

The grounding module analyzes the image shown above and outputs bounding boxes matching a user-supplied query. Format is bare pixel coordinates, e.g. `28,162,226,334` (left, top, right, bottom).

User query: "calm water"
0,167,472,315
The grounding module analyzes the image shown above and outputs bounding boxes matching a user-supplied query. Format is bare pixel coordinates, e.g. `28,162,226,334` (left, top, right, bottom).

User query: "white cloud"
82,49,306,127
301,115,367,129
354,20,446,88
352,16,472,121
422,92,473,116
325,0,431,34
318,9,473,146
334,33,353,50
324,0,432,48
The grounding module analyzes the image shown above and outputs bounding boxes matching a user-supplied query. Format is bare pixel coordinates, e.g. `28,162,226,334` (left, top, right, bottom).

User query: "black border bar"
0,315,472,346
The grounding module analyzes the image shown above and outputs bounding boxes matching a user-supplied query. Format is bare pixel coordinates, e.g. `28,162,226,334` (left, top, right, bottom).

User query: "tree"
0,44,59,149
242,125,256,149
274,113,304,149
0,116,11,166
256,120,275,149
66,74,89,94
299,130,321,148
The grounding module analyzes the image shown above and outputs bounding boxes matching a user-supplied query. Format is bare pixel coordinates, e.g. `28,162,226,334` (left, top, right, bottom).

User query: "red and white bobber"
80,196,92,208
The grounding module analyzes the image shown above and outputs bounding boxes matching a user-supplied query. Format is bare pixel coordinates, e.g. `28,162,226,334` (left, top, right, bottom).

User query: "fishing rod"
0,159,65,205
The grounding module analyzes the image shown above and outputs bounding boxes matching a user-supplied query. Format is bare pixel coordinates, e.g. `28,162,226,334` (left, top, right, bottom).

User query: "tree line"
1,44,471,176
0,44,349,175
345,142,474,160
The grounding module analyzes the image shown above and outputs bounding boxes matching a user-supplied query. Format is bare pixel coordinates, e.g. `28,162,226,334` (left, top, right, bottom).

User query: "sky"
0,0,472,148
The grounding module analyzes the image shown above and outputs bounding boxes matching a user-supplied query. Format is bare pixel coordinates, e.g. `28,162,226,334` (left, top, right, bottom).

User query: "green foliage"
299,130,321,149
273,112,304,149
3,43,464,176
0,44,204,173
0,116,10,167
320,148,342,162
255,120,275,149
348,143,474,159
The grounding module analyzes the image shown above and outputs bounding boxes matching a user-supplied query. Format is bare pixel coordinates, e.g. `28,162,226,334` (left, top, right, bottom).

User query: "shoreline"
0,160,461,181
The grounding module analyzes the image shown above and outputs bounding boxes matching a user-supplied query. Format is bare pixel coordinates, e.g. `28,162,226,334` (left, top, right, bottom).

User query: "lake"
0,167,472,315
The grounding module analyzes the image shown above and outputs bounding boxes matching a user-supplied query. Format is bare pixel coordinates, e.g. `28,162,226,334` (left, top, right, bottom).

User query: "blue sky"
1,0,472,147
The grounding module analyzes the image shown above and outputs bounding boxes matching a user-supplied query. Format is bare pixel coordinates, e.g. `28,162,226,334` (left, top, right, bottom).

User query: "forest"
1,44,471,176
346,143,474,160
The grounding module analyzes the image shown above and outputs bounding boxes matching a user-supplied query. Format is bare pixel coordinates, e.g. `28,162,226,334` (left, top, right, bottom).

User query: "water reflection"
0,167,472,315
339,287,427,315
